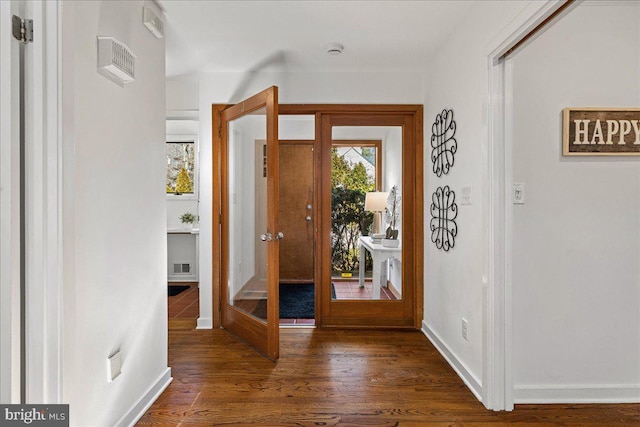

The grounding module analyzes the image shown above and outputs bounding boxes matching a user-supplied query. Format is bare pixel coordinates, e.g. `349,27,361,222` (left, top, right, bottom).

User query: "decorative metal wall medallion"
431,109,457,177
430,186,458,251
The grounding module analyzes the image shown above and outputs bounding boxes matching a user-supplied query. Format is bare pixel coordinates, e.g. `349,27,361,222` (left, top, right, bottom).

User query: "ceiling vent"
325,42,344,56
97,37,136,87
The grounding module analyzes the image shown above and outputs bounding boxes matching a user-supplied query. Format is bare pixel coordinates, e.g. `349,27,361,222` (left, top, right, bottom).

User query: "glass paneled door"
319,113,421,328
221,87,280,360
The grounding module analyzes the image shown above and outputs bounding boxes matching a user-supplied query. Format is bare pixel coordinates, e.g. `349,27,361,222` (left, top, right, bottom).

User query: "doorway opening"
278,138,316,326
165,120,200,326
330,132,402,301
214,95,423,360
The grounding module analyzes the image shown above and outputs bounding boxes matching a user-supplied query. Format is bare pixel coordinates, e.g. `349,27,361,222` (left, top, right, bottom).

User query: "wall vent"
173,263,192,275
97,37,136,87
143,6,164,39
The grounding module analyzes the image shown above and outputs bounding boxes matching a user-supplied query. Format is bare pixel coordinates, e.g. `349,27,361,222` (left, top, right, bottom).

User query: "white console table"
358,236,401,299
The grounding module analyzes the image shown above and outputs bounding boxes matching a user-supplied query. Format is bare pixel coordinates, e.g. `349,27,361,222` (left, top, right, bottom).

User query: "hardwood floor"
138,323,638,426
332,279,398,300
168,282,199,319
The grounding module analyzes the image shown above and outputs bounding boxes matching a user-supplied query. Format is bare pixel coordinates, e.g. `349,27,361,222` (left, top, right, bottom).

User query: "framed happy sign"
563,108,640,156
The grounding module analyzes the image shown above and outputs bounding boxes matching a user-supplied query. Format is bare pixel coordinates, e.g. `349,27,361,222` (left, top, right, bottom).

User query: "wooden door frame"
212,104,423,329
485,0,573,411
319,112,422,328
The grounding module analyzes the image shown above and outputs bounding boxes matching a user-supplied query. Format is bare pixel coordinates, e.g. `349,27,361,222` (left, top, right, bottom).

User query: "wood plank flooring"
138,322,639,426
168,282,199,319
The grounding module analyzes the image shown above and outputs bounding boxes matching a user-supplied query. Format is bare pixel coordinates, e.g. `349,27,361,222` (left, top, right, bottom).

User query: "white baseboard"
115,367,172,427
422,321,483,403
387,280,402,299
514,384,640,404
196,316,213,329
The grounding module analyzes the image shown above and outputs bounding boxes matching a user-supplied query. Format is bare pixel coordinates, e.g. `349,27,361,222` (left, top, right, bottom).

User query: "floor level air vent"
173,263,192,275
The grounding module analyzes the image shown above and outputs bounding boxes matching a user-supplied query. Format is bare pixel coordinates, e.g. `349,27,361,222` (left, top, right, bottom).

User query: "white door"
0,0,24,404
0,0,62,404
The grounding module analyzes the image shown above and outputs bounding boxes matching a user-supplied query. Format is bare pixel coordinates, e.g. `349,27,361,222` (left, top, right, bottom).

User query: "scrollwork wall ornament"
430,186,458,251
431,109,457,177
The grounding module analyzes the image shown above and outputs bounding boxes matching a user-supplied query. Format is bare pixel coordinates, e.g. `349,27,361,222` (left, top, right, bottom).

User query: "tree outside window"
166,142,195,194
331,147,376,275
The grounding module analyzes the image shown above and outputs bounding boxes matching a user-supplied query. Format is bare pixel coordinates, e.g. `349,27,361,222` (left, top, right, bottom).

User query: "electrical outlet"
462,318,469,342
107,350,122,382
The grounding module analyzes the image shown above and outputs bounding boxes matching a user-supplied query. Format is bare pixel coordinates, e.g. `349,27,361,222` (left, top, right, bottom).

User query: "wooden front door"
278,142,314,282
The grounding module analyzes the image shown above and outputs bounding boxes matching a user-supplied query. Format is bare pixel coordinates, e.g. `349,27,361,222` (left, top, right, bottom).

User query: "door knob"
260,232,272,242
275,232,284,240
305,216,312,221
306,204,312,210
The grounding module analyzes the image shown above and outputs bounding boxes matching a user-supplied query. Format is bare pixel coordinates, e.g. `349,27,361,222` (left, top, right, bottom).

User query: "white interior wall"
511,1,640,402
196,71,423,327
166,118,199,136
61,1,170,425
423,0,536,399
167,234,197,282
228,127,240,299
167,199,197,229
383,127,403,293
167,74,199,112
383,128,402,194
279,116,315,140
425,0,640,405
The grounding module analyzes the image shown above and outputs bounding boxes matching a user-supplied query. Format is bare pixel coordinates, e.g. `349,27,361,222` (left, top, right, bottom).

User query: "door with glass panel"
220,87,280,360
320,113,420,327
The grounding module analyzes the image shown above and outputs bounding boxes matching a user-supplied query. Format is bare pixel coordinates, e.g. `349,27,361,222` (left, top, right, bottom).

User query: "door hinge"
12,15,33,44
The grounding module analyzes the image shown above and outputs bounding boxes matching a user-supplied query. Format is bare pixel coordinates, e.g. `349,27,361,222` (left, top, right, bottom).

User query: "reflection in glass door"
227,108,270,320
330,128,403,301
220,86,279,360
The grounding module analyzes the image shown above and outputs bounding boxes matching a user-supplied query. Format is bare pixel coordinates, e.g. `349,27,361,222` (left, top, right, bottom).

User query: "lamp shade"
364,192,388,212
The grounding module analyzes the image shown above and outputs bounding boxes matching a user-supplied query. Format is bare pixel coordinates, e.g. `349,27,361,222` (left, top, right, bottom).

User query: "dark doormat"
251,283,335,319
168,285,190,297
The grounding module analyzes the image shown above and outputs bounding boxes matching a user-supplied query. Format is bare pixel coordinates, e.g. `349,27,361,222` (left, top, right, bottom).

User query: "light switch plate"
513,183,525,204
461,186,472,205
108,350,122,382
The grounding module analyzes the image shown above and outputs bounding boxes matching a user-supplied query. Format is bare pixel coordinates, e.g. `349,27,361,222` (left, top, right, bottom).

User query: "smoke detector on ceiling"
325,42,344,56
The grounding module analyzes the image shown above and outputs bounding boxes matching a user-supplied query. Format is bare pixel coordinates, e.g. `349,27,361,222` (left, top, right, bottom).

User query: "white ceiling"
159,0,476,77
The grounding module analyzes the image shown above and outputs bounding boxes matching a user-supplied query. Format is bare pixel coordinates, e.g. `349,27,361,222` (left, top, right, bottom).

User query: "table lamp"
365,191,388,237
